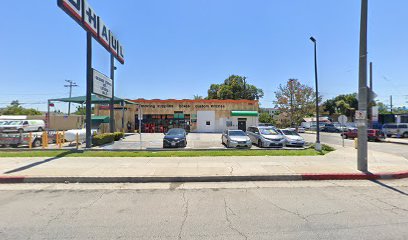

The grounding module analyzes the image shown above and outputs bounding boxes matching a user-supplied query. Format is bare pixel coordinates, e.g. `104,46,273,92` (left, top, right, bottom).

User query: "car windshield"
260,128,278,135
228,130,246,136
167,129,185,135
282,130,299,136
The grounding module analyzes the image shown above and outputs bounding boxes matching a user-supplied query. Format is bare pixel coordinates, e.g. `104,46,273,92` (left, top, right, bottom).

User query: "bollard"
41,131,47,149
56,132,60,149
354,138,358,149
28,132,32,149
58,132,62,149
76,132,79,150
45,132,49,148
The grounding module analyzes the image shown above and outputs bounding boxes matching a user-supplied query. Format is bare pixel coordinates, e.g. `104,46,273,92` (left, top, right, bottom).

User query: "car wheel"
38,127,43,132
258,140,263,148
342,134,348,139
403,132,408,138
226,140,230,148
10,144,19,148
32,139,41,148
387,134,392,138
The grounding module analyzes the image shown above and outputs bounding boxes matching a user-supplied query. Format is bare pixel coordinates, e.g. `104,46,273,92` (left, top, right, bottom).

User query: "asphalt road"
1,180,408,240
301,132,408,160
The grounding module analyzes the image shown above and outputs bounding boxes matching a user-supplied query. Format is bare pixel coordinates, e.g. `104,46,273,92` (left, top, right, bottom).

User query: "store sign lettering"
137,104,226,109
58,0,125,64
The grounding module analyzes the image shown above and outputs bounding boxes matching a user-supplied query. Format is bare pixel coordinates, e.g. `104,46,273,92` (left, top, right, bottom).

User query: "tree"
206,75,264,100
258,112,275,124
193,95,203,100
274,79,318,127
376,102,389,114
73,106,86,115
0,101,41,115
322,93,358,117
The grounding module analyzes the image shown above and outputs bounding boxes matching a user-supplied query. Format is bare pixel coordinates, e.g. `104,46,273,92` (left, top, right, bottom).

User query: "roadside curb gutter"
1,171,407,183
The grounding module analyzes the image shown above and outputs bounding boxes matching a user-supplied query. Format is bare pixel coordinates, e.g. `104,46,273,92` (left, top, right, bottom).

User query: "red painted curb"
301,171,408,180
0,176,25,183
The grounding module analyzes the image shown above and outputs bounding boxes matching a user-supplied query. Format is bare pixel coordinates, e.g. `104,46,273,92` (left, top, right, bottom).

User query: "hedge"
92,133,115,146
113,132,124,141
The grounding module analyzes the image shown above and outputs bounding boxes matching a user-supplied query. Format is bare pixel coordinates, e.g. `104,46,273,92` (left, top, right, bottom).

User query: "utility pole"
243,77,247,99
357,0,368,172
390,95,393,113
64,80,78,115
368,62,373,127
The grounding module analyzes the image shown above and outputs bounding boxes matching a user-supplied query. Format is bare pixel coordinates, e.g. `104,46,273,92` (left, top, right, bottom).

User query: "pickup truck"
0,132,43,148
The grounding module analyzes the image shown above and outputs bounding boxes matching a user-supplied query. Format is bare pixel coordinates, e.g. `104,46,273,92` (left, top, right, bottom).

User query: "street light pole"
310,36,321,151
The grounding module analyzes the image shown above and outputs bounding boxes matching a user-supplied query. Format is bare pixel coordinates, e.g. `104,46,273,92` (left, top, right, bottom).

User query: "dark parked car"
321,123,340,133
341,129,385,142
163,128,188,148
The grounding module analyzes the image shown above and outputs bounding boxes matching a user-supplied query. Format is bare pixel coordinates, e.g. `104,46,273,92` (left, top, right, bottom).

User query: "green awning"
231,111,259,117
91,116,110,123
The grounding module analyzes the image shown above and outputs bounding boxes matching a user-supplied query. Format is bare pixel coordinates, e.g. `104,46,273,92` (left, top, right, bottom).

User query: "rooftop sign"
58,0,125,64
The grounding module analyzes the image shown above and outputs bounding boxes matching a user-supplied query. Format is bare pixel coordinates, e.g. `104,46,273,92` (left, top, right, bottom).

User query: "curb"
1,171,407,183
384,140,408,146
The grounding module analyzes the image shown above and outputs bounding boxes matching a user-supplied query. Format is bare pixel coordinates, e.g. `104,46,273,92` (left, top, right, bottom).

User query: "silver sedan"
221,130,252,148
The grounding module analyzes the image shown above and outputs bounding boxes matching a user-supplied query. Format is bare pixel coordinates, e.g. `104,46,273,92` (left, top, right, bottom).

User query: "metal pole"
368,62,373,127
310,37,321,151
390,95,393,113
110,54,115,133
85,32,92,148
138,105,142,149
121,102,125,132
357,0,368,172
47,100,50,130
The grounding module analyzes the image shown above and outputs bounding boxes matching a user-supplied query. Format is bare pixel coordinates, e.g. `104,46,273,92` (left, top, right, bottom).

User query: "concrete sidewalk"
0,147,408,183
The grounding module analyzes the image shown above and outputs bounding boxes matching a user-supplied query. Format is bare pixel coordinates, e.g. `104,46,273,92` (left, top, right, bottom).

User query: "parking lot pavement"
103,133,233,150
102,133,298,150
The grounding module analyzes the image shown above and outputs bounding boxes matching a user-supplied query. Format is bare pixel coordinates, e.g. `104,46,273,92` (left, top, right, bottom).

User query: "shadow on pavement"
3,151,72,174
370,179,408,196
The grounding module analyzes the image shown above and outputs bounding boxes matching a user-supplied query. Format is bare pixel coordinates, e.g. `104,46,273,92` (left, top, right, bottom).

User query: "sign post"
110,55,115,133
138,106,142,149
58,0,125,148
338,115,348,147
85,32,92,148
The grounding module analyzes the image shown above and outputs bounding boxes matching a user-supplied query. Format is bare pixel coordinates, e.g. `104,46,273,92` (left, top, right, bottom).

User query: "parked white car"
0,120,45,133
277,129,305,147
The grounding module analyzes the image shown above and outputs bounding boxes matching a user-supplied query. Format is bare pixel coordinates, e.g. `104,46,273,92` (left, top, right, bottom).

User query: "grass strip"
0,148,332,158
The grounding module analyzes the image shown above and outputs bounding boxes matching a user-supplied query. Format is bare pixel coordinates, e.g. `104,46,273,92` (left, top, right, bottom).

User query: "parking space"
101,133,308,150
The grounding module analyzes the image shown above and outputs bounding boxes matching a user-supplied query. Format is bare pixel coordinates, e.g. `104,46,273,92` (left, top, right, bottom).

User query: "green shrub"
92,133,115,146
113,132,124,141
309,143,335,152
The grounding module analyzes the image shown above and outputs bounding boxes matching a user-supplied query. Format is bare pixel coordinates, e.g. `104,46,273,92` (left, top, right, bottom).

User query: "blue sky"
1,0,408,112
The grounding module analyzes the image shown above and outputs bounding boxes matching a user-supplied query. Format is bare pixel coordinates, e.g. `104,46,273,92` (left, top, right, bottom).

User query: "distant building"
260,108,279,116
